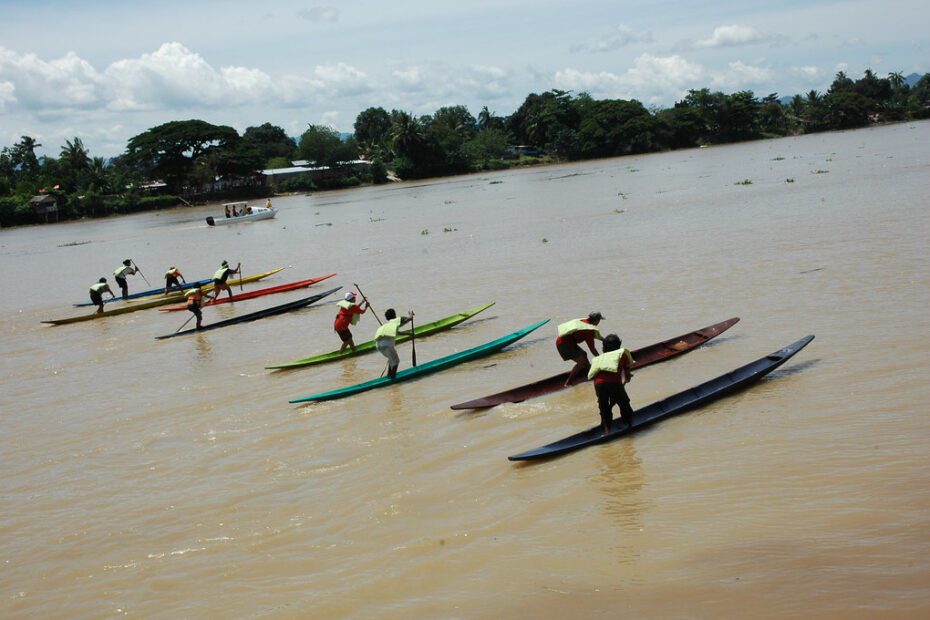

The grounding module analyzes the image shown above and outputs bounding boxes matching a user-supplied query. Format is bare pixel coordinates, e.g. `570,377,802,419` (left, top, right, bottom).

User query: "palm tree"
888,72,905,90
390,111,425,159
478,106,493,131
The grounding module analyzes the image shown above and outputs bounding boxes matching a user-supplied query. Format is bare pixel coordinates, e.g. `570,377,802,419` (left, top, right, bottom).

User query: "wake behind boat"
266,302,496,369
508,335,814,461
451,318,739,409
289,319,549,403
156,287,341,339
207,201,276,226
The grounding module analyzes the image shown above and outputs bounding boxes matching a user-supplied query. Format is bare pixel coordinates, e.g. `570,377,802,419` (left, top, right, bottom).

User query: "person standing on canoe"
185,286,205,329
334,291,369,352
164,266,186,294
210,260,240,301
556,311,605,386
113,259,138,299
89,277,115,313
588,334,635,435
375,308,414,379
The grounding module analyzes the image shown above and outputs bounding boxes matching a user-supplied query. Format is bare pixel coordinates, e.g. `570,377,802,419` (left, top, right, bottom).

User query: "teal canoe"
289,319,549,403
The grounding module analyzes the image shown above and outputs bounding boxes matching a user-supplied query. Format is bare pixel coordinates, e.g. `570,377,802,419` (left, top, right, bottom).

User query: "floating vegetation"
443,227,457,233
315,222,332,227
541,238,548,243
735,179,753,185
489,180,503,185
369,217,384,222
813,170,829,174
443,200,454,205
57,240,93,247
421,229,429,235
629,168,640,173
617,192,627,199
771,156,785,161
785,178,795,183
614,209,626,214
826,158,833,162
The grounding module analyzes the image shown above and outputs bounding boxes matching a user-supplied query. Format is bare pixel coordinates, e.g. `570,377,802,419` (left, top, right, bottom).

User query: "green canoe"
289,319,549,403
42,268,286,325
266,302,496,369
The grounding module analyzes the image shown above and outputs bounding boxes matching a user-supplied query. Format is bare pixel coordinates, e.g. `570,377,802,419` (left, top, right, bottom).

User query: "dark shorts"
166,275,181,289
594,382,633,429
213,278,229,287
336,328,353,343
557,340,585,362
115,276,128,290
90,291,103,305
187,305,202,318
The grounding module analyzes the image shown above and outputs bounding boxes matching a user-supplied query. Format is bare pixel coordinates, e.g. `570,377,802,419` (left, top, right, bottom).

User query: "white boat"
206,202,277,226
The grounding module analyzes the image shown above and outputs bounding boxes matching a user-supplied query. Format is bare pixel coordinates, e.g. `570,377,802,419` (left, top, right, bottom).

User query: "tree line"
2,68,928,227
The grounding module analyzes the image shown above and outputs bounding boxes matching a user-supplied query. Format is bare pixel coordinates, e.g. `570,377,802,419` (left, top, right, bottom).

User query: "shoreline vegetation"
2,68,928,229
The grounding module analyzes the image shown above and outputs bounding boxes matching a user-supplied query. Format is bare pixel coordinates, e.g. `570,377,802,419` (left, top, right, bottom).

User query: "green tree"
462,128,509,166
126,120,240,193
11,136,41,182
389,111,426,160
241,123,297,163
354,107,392,156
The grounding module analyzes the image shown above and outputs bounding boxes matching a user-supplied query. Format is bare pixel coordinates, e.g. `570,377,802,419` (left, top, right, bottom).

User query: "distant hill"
905,72,921,87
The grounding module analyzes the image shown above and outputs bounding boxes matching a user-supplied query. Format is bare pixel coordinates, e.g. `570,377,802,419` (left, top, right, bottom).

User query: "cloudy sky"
1,0,927,156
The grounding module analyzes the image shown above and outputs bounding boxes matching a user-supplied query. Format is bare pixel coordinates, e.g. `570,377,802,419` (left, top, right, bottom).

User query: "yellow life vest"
213,267,229,281
557,318,602,340
114,265,133,279
588,348,634,380
375,317,402,340
90,282,109,293
337,300,361,325
165,268,180,277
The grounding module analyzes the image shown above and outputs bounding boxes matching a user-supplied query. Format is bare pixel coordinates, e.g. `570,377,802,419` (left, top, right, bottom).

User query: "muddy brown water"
2,121,929,618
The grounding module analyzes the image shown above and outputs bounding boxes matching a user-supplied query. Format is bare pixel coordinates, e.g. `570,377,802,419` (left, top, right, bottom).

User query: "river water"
2,121,929,619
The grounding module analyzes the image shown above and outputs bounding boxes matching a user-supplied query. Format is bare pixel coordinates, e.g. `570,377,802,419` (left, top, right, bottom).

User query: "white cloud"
297,6,340,22
0,47,104,110
793,66,821,83
554,54,703,102
691,24,772,49
711,61,773,90
0,80,15,110
573,25,654,53
391,64,512,101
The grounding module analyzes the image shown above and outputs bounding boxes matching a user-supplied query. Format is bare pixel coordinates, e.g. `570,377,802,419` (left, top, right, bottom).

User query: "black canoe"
451,317,739,410
508,335,814,461
156,287,341,340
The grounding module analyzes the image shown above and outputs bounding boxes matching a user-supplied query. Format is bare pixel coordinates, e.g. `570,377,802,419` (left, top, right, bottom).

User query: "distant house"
29,194,59,223
261,160,371,190
503,145,543,158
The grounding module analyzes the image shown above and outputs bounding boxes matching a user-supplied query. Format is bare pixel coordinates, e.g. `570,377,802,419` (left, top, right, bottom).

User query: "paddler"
588,334,635,435
164,266,186,294
210,260,240,301
265,197,273,209
113,259,138,298
375,308,414,379
334,291,369,352
89,277,115,313
556,311,605,386
185,286,205,329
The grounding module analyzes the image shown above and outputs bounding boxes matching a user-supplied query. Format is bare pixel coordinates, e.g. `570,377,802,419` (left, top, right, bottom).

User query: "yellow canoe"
43,267,286,325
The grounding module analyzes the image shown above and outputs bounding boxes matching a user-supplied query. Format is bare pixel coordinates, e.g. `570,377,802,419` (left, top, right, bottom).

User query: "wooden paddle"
132,260,152,286
409,312,417,367
175,313,196,333
237,262,243,292
353,282,382,325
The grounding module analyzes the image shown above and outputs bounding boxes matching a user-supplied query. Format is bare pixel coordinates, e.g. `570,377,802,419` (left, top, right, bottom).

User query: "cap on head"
123,259,132,266
588,311,604,323
344,292,357,301
221,260,229,267
99,277,107,283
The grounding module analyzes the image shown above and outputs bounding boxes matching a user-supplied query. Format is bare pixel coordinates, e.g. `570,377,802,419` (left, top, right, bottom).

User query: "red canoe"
449,317,739,409
158,274,337,311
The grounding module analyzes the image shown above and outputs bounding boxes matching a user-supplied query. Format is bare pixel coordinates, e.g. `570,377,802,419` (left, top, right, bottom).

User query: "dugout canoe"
266,302,496,370
289,319,549,404
42,268,286,325
159,274,337,311
508,335,814,461
74,277,213,306
450,317,739,410
156,287,341,339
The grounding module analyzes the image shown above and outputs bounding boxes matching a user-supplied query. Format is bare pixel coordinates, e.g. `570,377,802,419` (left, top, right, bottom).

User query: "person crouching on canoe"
589,334,635,435
334,291,369,352
210,260,240,301
113,259,138,299
164,266,186,294
556,311,605,386
185,286,205,329
89,277,115,313
375,308,414,379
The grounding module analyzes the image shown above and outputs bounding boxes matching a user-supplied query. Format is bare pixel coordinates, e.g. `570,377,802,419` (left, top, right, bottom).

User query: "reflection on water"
194,333,213,363
592,438,646,535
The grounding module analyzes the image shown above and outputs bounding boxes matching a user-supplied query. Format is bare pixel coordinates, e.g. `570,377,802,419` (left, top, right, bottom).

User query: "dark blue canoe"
156,287,341,340
75,277,212,306
508,335,814,461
